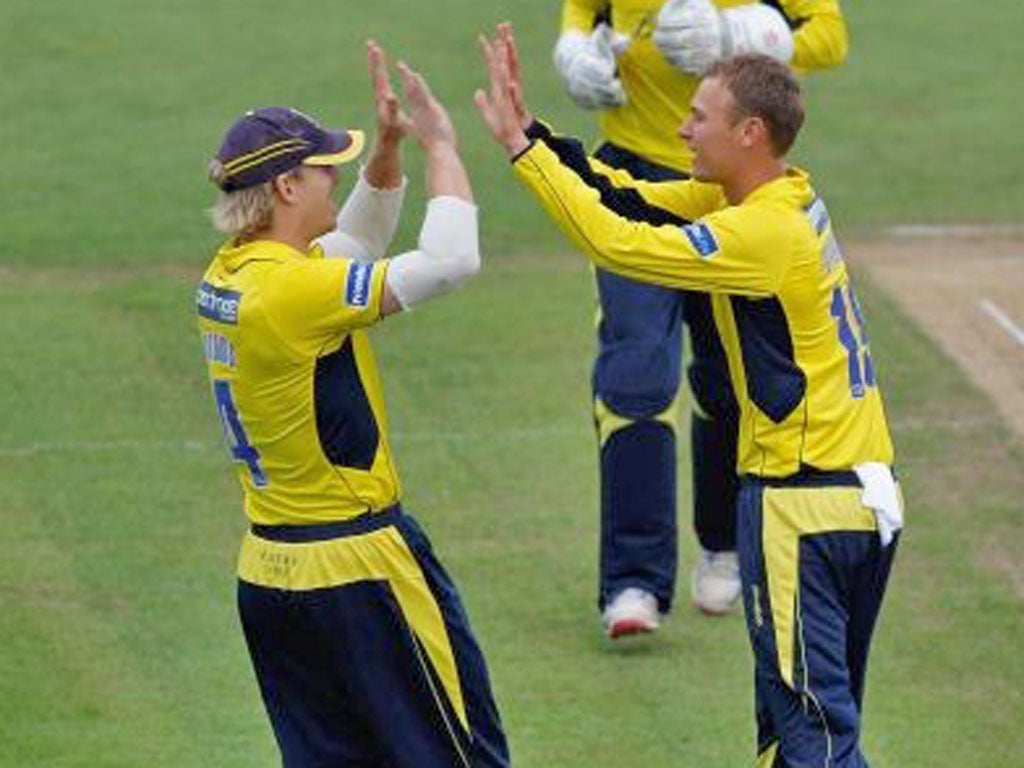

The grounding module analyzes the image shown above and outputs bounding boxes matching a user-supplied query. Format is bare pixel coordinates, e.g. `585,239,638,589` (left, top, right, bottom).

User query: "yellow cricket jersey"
513,131,893,476
560,0,848,171
196,239,401,525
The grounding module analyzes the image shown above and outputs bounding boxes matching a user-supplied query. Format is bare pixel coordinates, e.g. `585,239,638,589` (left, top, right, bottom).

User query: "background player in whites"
553,0,849,636
477,25,902,765
198,43,509,767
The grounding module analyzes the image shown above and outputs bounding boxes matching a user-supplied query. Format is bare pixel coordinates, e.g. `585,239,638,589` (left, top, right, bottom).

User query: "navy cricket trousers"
236,506,509,768
737,472,898,767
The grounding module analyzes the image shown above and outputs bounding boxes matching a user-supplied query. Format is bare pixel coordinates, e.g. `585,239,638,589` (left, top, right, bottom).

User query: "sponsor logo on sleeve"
345,263,373,307
196,282,241,324
681,222,719,257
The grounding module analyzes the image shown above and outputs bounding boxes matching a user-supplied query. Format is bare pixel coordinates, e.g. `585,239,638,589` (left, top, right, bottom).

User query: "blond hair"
207,161,304,239
206,159,273,238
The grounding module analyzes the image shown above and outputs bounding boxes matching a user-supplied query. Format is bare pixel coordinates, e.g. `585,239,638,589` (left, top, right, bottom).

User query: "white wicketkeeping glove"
653,0,794,76
854,463,904,548
553,24,628,110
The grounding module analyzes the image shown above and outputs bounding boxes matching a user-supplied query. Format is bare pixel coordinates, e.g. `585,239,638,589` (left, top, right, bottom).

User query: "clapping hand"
367,39,411,147
475,23,532,157
366,40,458,152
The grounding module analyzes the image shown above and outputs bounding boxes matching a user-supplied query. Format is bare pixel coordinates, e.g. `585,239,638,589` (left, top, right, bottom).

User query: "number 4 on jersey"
213,379,268,487
830,284,876,399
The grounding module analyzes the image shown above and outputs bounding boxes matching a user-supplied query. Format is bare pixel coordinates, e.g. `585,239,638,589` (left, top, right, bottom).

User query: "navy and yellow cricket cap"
211,106,365,191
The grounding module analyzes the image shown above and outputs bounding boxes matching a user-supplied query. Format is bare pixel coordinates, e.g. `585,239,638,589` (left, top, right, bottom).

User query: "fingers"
396,60,414,97
394,59,456,148
474,87,501,133
497,22,521,85
367,39,393,101
509,80,526,120
593,24,615,58
475,27,531,151
478,32,497,88
479,31,511,105
474,36,502,136
368,40,414,143
494,23,530,125
365,27,526,151
397,60,433,107
473,88,493,124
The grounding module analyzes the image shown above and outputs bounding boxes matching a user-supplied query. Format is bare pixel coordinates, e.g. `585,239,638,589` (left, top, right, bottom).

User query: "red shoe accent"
608,618,657,639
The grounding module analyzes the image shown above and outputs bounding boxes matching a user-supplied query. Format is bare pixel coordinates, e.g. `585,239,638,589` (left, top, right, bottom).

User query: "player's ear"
272,169,302,203
737,115,767,150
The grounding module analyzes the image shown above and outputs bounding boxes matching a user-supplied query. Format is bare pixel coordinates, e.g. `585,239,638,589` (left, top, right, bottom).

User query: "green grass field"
2,1,1022,765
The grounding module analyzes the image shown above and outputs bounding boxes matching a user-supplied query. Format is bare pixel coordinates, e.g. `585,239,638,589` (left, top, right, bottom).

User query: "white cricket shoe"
692,550,741,615
602,587,661,639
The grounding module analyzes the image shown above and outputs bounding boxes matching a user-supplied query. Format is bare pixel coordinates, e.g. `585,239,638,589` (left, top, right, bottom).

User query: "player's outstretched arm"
320,40,410,261
379,60,480,315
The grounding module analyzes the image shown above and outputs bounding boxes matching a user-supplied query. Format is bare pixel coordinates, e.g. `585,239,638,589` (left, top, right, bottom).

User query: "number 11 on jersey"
830,284,876,399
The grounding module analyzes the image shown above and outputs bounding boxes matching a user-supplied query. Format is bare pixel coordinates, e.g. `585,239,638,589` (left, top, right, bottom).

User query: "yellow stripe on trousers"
761,486,877,688
755,741,780,768
236,528,468,730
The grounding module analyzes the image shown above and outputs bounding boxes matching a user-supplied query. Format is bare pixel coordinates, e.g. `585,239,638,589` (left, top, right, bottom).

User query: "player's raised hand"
496,22,534,131
367,39,412,146
474,25,530,157
396,61,457,151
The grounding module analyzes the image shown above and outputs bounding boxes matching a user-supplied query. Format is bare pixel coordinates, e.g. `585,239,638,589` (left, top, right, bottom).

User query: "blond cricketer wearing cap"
197,41,510,767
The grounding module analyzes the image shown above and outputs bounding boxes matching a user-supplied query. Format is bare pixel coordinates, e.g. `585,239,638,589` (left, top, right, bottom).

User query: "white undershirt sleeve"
384,196,480,310
316,165,408,261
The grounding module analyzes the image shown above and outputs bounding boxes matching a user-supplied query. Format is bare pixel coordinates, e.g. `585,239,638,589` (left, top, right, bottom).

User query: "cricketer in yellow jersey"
478,25,903,766
553,0,848,635
197,42,509,767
